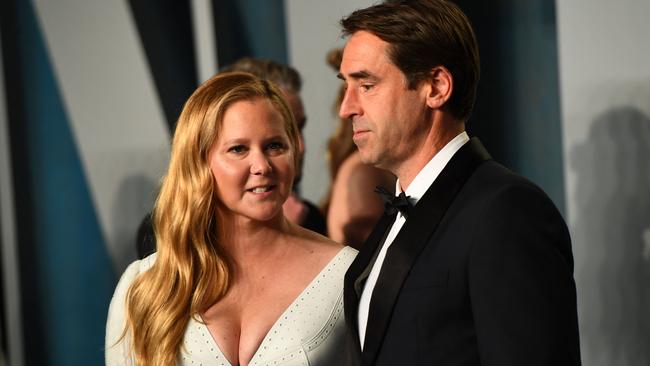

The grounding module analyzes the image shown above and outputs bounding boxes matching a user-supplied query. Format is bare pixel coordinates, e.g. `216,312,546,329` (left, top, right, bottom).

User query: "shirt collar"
395,131,470,205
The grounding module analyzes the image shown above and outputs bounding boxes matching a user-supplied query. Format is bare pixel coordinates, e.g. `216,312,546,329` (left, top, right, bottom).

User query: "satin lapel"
344,212,395,362
361,138,491,365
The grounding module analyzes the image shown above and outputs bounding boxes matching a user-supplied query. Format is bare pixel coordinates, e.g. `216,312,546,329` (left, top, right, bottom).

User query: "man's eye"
361,84,374,91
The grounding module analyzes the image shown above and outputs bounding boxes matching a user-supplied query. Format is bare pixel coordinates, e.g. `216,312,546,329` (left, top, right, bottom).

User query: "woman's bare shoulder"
290,223,345,257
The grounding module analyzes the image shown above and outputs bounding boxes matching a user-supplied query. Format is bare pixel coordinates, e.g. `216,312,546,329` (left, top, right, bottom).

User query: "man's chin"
358,150,378,166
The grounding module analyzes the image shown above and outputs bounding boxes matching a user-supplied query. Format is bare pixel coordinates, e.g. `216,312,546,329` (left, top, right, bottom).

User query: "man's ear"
425,66,453,109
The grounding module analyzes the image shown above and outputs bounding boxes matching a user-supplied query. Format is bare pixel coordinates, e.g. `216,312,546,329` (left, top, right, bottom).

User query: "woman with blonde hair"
106,72,356,365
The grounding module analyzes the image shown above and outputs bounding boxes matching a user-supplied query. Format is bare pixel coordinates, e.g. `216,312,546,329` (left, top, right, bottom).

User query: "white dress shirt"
357,131,469,349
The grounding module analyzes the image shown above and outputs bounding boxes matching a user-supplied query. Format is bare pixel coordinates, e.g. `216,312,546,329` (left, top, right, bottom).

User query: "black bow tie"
374,186,413,218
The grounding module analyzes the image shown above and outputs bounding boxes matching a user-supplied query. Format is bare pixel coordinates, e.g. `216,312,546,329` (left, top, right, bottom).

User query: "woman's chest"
201,283,305,364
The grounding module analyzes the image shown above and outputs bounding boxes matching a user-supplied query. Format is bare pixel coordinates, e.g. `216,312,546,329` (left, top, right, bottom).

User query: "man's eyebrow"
337,70,372,81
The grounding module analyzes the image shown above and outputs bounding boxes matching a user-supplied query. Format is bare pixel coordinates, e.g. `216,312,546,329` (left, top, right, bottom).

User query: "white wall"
285,0,374,204
34,0,170,272
556,0,650,364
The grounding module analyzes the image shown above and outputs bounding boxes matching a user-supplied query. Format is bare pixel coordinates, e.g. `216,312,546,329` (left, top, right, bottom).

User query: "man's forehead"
340,33,393,78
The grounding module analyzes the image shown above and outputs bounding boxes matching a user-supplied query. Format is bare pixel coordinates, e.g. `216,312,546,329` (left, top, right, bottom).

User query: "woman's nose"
250,151,272,175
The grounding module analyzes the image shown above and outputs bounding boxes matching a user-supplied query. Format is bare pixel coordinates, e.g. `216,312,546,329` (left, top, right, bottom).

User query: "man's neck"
395,118,465,191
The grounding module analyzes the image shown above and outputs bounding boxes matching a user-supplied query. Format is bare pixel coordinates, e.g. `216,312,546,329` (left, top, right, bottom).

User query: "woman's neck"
218,212,294,267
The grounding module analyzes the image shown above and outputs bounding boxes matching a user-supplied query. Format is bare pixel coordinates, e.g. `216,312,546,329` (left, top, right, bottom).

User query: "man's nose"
339,87,360,120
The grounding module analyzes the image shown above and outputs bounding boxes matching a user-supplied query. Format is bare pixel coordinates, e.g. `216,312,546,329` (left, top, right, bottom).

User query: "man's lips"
352,120,370,138
353,129,370,140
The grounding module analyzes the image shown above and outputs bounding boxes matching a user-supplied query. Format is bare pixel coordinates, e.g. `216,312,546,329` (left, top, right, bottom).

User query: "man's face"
339,31,431,171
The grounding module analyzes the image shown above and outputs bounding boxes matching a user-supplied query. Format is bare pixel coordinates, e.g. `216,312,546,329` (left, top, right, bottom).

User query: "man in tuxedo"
337,1,581,365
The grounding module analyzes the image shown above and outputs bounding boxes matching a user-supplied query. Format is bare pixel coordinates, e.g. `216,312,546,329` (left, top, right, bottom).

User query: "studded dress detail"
105,247,357,365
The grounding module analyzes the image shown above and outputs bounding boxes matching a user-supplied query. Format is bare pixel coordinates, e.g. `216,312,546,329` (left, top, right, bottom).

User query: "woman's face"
209,97,295,223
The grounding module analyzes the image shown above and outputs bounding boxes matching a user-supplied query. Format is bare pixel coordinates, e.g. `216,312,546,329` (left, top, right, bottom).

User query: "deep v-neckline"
194,247,349,366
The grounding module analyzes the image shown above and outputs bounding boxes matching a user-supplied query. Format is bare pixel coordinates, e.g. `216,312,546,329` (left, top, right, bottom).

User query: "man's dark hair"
221,57,302,94
341,0,480,121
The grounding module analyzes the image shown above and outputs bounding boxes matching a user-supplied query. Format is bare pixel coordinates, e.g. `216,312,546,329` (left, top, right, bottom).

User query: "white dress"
105,246,357,365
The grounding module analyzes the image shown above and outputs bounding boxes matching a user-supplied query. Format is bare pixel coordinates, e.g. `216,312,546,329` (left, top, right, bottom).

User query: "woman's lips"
247,185,276,193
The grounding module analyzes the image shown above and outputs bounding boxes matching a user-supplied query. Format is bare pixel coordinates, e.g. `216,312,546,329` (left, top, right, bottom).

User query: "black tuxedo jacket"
344,138,581,366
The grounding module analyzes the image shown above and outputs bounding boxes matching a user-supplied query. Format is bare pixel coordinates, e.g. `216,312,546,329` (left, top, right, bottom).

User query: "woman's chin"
240,206,285,224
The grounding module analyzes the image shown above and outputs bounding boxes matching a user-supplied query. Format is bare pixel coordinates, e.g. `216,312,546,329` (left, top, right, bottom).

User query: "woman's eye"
228,145,246,154
267,142,286,152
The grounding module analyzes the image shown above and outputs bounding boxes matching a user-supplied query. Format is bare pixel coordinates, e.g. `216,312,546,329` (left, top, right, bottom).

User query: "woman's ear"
425,66,453,109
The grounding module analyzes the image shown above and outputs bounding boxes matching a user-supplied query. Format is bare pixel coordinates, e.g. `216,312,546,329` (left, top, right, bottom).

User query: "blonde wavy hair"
122,72,299,365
